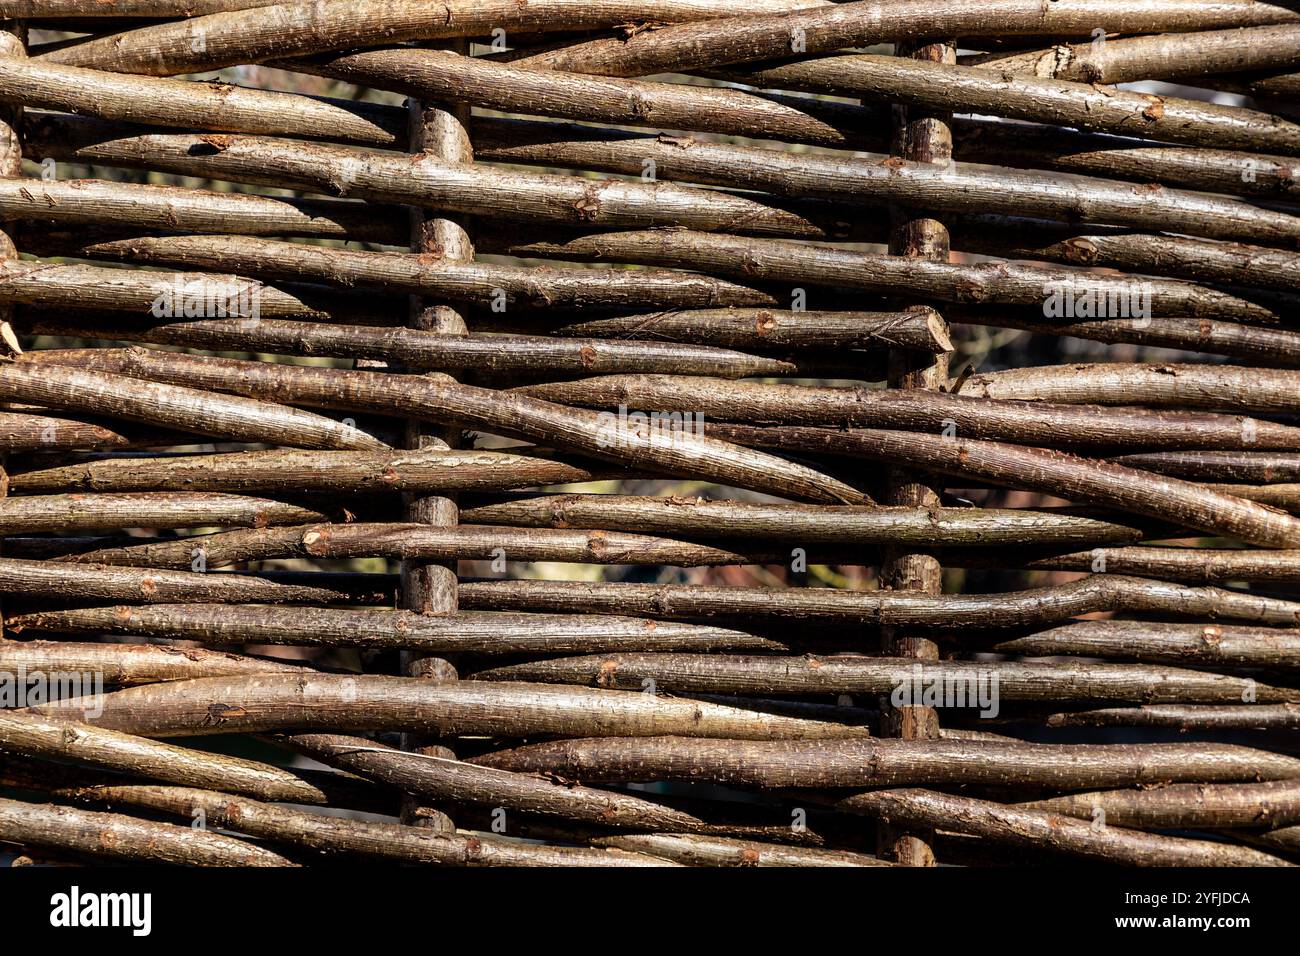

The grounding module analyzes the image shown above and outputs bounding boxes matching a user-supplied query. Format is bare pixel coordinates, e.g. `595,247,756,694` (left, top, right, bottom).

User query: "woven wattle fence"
0,0,1297,868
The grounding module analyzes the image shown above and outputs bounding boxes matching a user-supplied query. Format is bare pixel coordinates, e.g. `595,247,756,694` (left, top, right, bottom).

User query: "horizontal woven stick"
482,229,1280,325
706,424,1300,548
285,732,714,833
0,58,403,147
38,522,853,571
29,124,860,242
39,0,832,74
446,802,862,853
0,639,315,685
1019,781,1300,830
298,49,1300,247
0,556,377,605
720,55,1300,155
473,118,1287,249
0,257,410,320
0,796,296,866
0,359,384,451
500,307,951,352
1203,70,1300,100
457,575,1300,626
460,494,1155,546
1046,703,1300,730
1207,484,1300,512
591,832,886,867
837,790,1290,867
8,447,619,495
44,782,674,867
469,653,1289,704
511,2,1300,76
474,113,1300,209
0,509,1157,561
966,363,1300,414
32,105,1298,215
35,81,874,164
948,119,1300,201
988,620,1300,670
944,218,1300,296
997,547,1300,587
0,411,201,452
25,180,852,254
1232,825,1300,855
0,711,359,805
0,0,330,13
964,25,1300,85
7,604,786,655
1113,451,1300,483
0,178,407,244
22,313,794,379
956,310,1300,367
79,235,782,314
22,350,869,504
35,674,870,740
0,492,329,534
515,375,1300,451
473,735,1300,788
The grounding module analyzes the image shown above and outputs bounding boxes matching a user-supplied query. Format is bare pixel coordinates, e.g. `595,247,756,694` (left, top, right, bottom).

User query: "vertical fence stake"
0,16,24,641
397,38,476,833
878,36,956,868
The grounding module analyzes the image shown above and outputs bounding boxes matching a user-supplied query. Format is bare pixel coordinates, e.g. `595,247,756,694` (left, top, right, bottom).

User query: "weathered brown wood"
0,556,380,605
32,522,856,570
495,307,951,353
38,0,829,74
455,575,1300,626
34,674,872,740
0,354,385,451
0,492,328,533
473,736,1300,788
4,1,1299,868
8,448,619,495
721,55,1300,155
1046,704,1300,730
508,2,1300,77
515,375,1300,450
1112,450,1300,483
0,711,358,805
468,652,1293,704
9,604,787,654
284,732,722,833
23,313,797,379
1018,781,1300,830
36,782,674,867
21,349,870,505
0,639,315,684
965,363,1300,415
0,178,407,243
590,832,889,866
481,230,1284,325
0,796,297,866
986,547,1300,588
964,26,1300,85
705,423,1300,548
838,789,1292,867
459,494,1156,546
